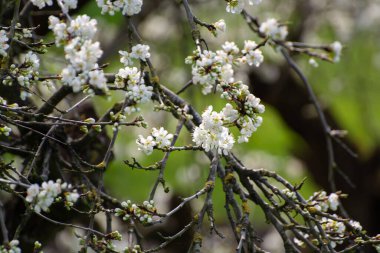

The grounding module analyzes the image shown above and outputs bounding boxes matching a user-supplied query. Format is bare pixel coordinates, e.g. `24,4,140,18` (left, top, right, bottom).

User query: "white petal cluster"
226,0,244,14
320,216,346,248
186,42,265,148
0,30,9,57
186,41,263,95
307,191,340,212
349,220,362,232
225,0,262,14
49,15,107,93
119,44,150,66
2,52,40,100
115,199,155,224
213,19,226,36
259,18,288,40
0,240,21,253
130,44,150,61
115,66,153,114
25,180,79,213
0,125,11,136
241,40,264,67
31,0,77,11
193,105,236,155
96,0,143,16
330,41,343,62
30,0,53,9
309,58,319,68
60,0,78,12
327,193,339,211
136,127,173,155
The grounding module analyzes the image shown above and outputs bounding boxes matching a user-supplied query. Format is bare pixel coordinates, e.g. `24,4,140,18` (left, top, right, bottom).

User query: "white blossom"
31,0,53,9
130,44,150,61
192,106,235,155
24,51,40,71
309,58,319,67
151,127,173,148
259,18,288,40
213,19,226,35
65,191,80,203
0,240,21,253
349,220,362,232
248,0,262,4
26,184,40,202
328,193,339,211
88,70,107,90
222,103,239,123
25,180,79,213
241,40,264,67
49,16,68,45
60,0,78,12
0,126,11,136
226,0,244,14
68,15,97,40
0,30,9,57
136,135,156,155
119,50,133,66
97,0,143,16
222,41,239,55
331,41,343,62
120,0,143,16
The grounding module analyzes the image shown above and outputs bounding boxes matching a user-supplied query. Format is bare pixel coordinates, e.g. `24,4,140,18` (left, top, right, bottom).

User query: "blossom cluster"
186,40,265,153
193,105,235,155
0,96,12,135
31,0,78,12
115,200,156,224
26,179,80,213
0,240,21,253
186,40,263,95
284,189,365,249
49,15,107,94
259,18,288,40
306,191,340,212
0,29,9,57
115,44,153,114
2,52,40,100
119,44,151,64
96,0,143,16
225,0,262,14
136,127,173,155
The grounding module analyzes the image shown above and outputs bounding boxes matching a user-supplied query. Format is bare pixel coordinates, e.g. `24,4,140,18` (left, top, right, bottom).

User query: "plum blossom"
0,30,9,57
0,125,11,136
0,240,21,253
25,180,79,213
49,15,108,93
328,193,339,211
213,19,226,36
331,41,343,62
97,0,143,16
225,0,262,14
259,18,288,40
152,127,174,148
31,0,53,9
241,40,264,67
192,106,235,155
136,135,156,155
130,44,150,61
136,127,174,155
